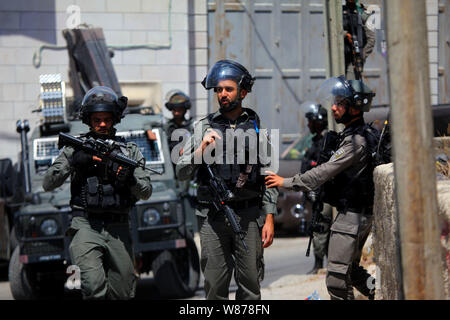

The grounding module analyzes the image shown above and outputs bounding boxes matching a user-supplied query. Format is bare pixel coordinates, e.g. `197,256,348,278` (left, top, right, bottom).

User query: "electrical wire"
32,0,173,68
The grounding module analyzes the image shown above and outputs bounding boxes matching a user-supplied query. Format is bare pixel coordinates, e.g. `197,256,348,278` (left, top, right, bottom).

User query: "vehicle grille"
22,240,64,256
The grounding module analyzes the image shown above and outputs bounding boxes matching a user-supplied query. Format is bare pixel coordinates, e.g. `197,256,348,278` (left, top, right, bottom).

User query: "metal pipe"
16,120,32,196
385,0,445,300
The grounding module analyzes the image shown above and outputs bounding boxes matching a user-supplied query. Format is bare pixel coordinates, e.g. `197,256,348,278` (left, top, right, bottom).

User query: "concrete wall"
372,137,450,300
0,0,208,163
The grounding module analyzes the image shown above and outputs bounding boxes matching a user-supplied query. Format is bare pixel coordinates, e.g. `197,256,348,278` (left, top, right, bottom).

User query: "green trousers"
326,211,373,300
68,216,137,300
198,207,265,300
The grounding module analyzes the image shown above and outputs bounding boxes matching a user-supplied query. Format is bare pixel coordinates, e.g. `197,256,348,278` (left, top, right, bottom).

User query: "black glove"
115,165,136,185
72,150,93,169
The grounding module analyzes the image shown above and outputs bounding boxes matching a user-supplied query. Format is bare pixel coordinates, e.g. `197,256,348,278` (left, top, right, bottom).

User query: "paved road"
0,235,317,300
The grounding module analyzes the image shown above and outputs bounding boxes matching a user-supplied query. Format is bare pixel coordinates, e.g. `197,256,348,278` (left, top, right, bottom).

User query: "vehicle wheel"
8,246,36,300
152,233,200,298
10,225,18,252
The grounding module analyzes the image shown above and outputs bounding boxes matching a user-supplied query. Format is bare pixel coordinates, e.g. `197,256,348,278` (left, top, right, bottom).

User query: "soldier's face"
90,112,114,135
331,103,346,121
216,80,247,110
172,106,186,120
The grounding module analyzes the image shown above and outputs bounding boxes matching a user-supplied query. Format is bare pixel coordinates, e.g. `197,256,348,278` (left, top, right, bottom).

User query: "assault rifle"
58,132,162,175
305,190,324,257
205,164,249,253
346,12,365,80
305,131,339,256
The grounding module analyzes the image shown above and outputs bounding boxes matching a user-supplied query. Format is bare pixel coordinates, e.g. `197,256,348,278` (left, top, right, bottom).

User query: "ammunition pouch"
83,176,132,214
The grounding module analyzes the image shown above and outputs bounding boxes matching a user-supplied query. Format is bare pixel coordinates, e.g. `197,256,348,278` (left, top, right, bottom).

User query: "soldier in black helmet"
176,60,278,300
300,102,333,275
266,76,377,300
147,90,194,154
343,0,376,80
43,86,152,299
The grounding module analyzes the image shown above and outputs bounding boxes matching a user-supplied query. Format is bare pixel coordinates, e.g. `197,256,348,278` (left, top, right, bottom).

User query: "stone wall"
372,137,450,299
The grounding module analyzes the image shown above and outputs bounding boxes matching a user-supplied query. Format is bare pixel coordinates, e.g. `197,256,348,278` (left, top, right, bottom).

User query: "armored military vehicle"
8,27,200,299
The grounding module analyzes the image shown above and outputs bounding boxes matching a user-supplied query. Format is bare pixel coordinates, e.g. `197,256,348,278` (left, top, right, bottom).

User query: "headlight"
291,204,305,219
40,218,59,236
142,208,161,226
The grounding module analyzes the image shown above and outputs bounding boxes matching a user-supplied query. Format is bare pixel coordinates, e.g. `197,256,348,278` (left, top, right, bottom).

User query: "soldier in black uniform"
266,76,377,300
176,60,278,300
343,0,375,80
43,86,152,299
300,102,332,274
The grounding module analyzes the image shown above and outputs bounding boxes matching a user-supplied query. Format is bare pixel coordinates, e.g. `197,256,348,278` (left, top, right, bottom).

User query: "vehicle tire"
152,233,200,298
9,226,18,253
8,246,36,300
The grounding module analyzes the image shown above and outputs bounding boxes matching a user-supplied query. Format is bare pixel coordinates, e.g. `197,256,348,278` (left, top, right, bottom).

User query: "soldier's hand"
72,150,95,169
195,129,221,156
116,165,136,185
262,214,274,248
202,129,221,149
264,171,284,188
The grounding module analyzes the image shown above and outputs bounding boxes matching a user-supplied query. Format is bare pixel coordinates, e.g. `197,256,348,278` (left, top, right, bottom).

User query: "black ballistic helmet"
302,101,328,124
317,75,375,112
202,59,255,92
165,90,191,111
80,86,128,125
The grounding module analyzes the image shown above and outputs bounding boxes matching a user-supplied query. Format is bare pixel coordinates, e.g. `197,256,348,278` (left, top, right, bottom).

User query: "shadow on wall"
0,0,57,45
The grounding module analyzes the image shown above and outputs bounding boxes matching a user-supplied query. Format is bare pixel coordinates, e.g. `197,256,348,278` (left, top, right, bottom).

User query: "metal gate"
207,0,390,144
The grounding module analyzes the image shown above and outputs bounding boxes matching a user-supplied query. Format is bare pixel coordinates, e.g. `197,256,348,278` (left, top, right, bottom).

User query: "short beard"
219,97,240,113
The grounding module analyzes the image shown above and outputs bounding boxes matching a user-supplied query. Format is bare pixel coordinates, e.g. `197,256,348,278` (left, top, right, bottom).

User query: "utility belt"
72,209,129,224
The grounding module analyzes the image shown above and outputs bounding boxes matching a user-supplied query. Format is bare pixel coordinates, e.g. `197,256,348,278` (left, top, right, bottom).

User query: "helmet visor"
301,101,321,119
203,61,245,90
316,76,353,108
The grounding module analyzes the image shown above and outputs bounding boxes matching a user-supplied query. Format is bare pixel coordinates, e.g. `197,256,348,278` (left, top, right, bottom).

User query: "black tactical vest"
69,132,137,214
197,109,264,202
321,120,375,212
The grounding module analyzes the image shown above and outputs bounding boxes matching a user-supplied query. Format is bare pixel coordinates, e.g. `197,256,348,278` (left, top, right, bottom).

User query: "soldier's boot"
351,264,375,300
307,256,323,274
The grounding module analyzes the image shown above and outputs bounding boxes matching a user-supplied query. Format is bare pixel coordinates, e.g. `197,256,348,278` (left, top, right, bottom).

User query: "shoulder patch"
330,148,345,161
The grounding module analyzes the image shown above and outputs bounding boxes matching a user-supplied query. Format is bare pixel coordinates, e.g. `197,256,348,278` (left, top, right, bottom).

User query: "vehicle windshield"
33,129,165,176
117,129,164,164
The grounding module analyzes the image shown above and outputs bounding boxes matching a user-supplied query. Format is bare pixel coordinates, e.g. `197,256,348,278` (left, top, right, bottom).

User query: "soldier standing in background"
343,0,376,80
43,86,152,300
300,102,332,275
176,60,278,300
147,90,194,154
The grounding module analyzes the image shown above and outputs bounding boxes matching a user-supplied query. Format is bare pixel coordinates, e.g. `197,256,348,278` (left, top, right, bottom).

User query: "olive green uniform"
283,120,374,300
176,110,278,300
43,142,152,300
164,117,194,153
